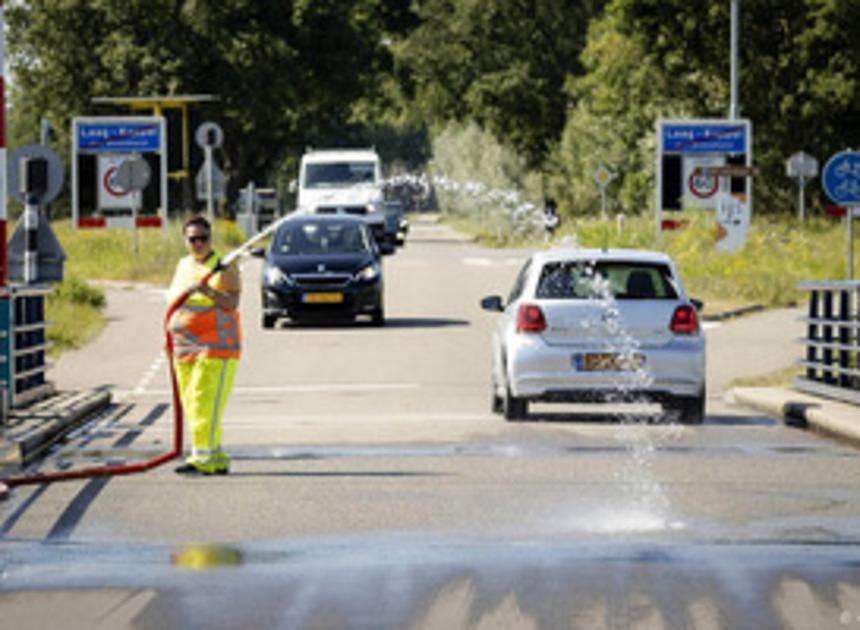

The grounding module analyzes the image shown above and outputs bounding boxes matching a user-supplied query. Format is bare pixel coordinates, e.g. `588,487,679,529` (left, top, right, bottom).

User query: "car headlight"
264,266,292,286
355,263,380,281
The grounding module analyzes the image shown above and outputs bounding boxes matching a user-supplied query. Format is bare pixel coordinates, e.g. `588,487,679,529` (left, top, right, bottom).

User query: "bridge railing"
796,280,860,405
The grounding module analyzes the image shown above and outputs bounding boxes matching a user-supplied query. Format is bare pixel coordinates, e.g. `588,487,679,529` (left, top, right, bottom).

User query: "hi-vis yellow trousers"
174,357,238,473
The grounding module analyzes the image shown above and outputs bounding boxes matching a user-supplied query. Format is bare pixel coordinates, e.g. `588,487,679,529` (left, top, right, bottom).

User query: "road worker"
168,216,241,476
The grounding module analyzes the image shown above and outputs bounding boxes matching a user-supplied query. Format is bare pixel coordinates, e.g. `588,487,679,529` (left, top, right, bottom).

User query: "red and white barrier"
0,1,7,285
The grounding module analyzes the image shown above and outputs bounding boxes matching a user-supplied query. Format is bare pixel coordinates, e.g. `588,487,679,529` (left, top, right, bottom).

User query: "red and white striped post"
0,0,7,499
0,0,7,286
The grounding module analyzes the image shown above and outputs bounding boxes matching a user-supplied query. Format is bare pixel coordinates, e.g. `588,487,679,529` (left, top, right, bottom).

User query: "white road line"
119,353,167,401
701,322,722,330
117,383,421,397
462,257,523,267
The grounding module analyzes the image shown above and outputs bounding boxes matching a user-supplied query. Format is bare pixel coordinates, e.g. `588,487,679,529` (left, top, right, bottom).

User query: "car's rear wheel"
503,387,528,421
262,313,277,329
665,388,705,425
371,306,385,327
491,381,503,414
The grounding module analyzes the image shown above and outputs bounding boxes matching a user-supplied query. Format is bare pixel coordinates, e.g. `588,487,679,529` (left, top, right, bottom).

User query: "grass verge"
442,210,855,310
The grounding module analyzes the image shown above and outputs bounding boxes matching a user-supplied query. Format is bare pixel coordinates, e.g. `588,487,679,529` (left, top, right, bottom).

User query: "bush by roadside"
46,276,106,356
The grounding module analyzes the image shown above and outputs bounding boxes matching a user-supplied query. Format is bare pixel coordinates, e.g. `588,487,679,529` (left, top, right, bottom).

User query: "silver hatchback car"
481,249,706,423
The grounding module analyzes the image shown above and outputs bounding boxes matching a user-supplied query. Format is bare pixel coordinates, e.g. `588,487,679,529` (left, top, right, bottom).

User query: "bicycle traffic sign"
822,150,860,205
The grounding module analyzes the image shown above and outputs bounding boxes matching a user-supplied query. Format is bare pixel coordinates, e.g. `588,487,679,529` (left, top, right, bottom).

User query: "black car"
258,215,384,327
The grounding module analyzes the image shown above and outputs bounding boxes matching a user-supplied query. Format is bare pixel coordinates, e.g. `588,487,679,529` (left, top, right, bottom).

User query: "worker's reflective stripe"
209,360,229,453
179,304,215,313
171,305,241,360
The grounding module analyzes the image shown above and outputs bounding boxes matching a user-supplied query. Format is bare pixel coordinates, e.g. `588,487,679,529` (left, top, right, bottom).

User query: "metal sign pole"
205,146,214,222
24,195,38,283
600,188,607,222
850,207,856,281
798,175,805,222
132,195,139,255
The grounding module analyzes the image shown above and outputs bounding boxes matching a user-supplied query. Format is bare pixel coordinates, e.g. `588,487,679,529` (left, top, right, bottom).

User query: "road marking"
701,322,722,330
116,353,167,401
117,383,421,397
462,257,523,267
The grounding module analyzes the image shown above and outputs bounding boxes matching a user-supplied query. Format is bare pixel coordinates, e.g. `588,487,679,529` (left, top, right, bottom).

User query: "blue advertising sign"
822,150,860,205
662,122,747,154
77,122,161,153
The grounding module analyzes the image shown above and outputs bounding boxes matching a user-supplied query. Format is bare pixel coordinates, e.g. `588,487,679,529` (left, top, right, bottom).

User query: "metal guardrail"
0,286,55,418
796,280,860,405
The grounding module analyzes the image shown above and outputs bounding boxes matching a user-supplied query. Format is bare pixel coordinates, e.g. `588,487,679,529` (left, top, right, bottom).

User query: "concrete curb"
729,386,860,444
702,304,765,322
0,388,113,479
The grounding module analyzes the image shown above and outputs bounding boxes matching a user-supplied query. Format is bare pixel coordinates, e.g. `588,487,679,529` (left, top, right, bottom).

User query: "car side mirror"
249,247,266,258
691,298,704,312
480,295,504,312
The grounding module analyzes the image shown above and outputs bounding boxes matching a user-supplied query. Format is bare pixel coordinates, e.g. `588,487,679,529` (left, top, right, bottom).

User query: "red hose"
0,271,216,488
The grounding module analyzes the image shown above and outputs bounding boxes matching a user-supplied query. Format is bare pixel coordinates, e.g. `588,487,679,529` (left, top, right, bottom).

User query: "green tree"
397,0,606,167
608,0,860,212
7,0,390,210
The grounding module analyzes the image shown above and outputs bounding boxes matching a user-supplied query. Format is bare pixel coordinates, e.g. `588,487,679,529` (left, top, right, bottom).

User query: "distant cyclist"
543,197,560,242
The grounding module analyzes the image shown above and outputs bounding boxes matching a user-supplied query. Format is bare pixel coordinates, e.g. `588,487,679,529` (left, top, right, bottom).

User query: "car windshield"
535,261,679,300
275,222,371,255
304,162,376,189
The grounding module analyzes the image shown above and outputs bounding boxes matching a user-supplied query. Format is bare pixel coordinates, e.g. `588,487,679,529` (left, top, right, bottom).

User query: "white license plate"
574,353,645,371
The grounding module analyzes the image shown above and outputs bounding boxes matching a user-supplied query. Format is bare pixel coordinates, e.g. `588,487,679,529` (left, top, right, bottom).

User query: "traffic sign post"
71,116,167,234
7,145,65,284
655,118,753,241
115,155,152,254
822,150,860,279
592,162,615,221
786,151,818,221
195,122,225,222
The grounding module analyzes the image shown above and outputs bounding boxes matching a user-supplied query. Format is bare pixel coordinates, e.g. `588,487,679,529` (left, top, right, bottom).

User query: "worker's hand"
190,282,213,298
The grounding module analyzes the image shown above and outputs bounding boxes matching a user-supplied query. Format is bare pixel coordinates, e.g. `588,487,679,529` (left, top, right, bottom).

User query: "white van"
297,149,388,250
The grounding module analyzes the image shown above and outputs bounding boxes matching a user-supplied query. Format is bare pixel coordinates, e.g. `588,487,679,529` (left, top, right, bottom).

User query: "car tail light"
670,305,699,334
517,304,547,333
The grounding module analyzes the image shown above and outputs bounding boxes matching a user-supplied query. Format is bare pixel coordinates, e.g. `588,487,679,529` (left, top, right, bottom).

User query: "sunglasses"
186,234,210,244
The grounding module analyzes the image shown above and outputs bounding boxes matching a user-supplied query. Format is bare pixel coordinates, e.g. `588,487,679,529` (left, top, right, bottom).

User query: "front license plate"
303,292,344,304
574,353,645,371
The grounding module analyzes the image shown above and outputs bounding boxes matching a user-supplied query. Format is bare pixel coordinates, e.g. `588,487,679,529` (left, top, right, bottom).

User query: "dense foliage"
8,0,860,218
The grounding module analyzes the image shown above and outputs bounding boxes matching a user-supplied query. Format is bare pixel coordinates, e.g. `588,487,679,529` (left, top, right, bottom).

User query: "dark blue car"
257,214,384,327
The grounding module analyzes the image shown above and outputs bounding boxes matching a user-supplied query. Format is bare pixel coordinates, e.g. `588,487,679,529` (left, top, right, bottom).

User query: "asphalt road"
3,217,860,629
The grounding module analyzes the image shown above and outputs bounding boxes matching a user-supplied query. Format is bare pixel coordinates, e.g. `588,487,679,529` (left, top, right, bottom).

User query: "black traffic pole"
20,157,48,284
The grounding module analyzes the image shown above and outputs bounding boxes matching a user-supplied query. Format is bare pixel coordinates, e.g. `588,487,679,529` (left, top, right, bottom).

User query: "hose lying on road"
0,214,293,492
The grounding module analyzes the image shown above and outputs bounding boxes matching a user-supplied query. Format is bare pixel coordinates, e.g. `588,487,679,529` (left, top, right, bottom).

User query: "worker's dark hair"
183,215,211,234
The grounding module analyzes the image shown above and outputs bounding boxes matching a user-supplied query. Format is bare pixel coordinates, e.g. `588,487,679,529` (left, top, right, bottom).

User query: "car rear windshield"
275,222,371,255
535,261,679,300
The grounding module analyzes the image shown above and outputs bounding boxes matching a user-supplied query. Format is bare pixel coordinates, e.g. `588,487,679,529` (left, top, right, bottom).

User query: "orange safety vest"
168,252,241,362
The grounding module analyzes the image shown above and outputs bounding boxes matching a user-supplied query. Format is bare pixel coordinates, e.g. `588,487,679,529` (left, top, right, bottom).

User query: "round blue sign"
822,150,860,205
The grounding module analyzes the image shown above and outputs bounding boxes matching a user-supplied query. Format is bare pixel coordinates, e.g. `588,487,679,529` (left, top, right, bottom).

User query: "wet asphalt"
3,219,859,629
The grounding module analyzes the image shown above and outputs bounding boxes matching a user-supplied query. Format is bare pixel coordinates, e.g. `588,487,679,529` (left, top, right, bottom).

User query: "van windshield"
304,162,377,189
535,261,679,300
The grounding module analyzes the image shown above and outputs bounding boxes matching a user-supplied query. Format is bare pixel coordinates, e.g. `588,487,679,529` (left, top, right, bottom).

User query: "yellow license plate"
577,353,645,371
303,292,344,304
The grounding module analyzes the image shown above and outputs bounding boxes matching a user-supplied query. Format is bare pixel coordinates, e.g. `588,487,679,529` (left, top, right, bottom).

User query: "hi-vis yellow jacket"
168,252,241,362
